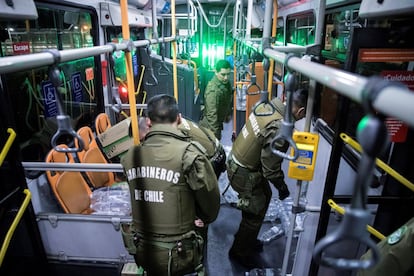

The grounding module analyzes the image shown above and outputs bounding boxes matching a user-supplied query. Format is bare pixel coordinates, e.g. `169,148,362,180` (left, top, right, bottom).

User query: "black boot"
254,239,264,252
228,224,264,269
228,248,264,270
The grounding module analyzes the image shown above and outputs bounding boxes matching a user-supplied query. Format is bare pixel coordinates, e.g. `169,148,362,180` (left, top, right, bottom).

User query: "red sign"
382,71,414,90
12,42,31,55
384,117,409,143
85,67,94,81
381,71,414,143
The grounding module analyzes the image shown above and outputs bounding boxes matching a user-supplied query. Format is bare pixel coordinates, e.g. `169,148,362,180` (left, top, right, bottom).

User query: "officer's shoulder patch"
387,225,407,245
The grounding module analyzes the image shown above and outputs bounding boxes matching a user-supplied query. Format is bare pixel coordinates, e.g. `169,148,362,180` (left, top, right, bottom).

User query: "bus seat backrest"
76,125,97,160
45,145,93,214
76,126,115,188
95,113,111,135
56,171,93,214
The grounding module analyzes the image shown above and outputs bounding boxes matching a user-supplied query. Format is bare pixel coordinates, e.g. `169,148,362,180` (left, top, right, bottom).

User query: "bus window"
286,12,315,46
103,26,145,119
0,3,101,165
276,17,284,45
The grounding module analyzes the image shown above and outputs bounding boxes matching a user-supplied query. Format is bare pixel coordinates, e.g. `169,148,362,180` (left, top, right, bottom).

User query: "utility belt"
137,230,204,276
227,154,265,215
121,223,200,252
135,230,202,245
228,153,257,174
121,223,204,276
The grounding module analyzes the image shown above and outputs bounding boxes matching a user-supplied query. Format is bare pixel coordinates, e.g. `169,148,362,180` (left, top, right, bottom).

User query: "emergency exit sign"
12,42,30,55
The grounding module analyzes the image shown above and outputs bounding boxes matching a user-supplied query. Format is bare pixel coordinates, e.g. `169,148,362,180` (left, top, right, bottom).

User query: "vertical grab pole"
267,0,278,98
233,41,238,140
171,0,179,101
120,0,139,145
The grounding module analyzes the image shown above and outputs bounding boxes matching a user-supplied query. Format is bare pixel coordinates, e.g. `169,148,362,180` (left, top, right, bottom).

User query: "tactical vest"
179,117,217,158
232,102,283,170
123,130,196,238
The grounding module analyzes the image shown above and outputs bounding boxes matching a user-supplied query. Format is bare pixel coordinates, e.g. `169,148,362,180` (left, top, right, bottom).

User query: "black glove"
277,184,290,200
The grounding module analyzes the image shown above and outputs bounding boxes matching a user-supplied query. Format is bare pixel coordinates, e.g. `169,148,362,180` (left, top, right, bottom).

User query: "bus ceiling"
100,1,152,27
110,0,150,9
359,0,414,18
0,0,38,20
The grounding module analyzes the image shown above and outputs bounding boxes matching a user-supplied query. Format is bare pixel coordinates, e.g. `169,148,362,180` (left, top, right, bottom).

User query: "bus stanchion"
312,77,392,271
46,49,84,153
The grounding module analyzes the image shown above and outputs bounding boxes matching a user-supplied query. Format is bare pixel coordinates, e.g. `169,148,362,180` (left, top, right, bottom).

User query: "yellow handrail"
340,132,414,192
120,0,139,145
232,41,237,140
266,0,278,97
135,65,146,96
0,128,16,166
0,189,32,266
328,199,386,241
171,0,178,101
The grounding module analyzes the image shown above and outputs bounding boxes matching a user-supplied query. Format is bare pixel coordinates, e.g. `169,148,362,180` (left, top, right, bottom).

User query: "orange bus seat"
76,126,115,188
95,113,111,135
76,125,99,161
45,145,93,214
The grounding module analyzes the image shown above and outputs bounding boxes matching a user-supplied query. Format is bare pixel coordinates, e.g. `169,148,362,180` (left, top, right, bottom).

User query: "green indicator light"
357,115,369,133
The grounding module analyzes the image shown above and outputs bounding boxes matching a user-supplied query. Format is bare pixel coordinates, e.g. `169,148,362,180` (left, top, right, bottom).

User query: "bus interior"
0,0,413,275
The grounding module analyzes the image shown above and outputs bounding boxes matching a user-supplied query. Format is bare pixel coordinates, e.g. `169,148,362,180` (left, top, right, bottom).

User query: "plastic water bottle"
246,268,277,275
264,197,285,222
259,225,284,242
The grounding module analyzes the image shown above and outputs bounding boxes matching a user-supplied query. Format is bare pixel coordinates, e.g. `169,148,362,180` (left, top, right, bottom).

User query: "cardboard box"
96,118,133,160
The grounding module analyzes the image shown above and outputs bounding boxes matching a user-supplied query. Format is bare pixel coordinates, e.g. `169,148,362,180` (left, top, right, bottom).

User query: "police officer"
139,114,226,247
199,59,233,140
178,116,227,256
121,94,220,276
357,216,414,276
227,89,307,269
139,115,226,179
179,116,226,179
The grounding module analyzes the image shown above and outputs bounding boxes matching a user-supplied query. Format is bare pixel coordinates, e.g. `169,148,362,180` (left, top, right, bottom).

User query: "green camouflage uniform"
178,117,227,255
357,216,414,276
227,98,290,258
199,75,233,140
121,124,220,276
179,117,226,179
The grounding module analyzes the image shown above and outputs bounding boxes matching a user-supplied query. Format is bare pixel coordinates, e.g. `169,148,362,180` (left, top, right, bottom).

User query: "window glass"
0,3,99,163
286,12,315,46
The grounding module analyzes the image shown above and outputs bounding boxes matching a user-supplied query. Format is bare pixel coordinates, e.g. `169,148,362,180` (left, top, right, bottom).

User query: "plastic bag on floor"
90,182,131,215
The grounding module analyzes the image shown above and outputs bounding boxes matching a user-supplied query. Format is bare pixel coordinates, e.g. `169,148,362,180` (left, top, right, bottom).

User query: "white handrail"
22,162,124,172
0,37,175,75
263,48,414,128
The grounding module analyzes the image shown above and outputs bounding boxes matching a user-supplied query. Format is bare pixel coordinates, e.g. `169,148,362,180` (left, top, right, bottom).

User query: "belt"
229,153,261,173
228,153,250,174
230,153,248,168
136,230,199,247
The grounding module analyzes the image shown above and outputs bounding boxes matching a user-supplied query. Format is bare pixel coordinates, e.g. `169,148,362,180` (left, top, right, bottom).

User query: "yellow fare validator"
288,132,319,181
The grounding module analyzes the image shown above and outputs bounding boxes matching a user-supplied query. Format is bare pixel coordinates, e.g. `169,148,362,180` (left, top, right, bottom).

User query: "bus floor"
206,201,297,275
205,120,297,275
